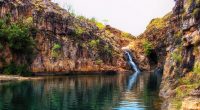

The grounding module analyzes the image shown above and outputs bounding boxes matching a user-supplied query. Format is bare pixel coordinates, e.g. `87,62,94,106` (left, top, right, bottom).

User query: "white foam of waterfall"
125,51,140,73
125,51,141,91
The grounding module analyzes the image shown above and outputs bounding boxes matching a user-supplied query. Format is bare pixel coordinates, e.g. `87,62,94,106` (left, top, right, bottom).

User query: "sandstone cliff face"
128,0,200,109
160,0,200,109
0,0,134,74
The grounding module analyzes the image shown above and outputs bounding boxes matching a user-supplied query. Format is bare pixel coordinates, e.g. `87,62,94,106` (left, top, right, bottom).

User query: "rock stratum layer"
128,0,200,109
0,0,200,109
0,0,134,74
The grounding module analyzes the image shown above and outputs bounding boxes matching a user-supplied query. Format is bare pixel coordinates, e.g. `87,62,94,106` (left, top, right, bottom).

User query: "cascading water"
125,51,140,73
124,51,141,90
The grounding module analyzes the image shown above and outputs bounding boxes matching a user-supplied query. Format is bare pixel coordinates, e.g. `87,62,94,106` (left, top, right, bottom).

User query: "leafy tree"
6,23,35,55
143,40,153,56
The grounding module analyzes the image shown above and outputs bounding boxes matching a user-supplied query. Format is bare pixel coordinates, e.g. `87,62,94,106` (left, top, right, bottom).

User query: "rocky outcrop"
0,0,134,74
158,0,200,109
127,0,200,109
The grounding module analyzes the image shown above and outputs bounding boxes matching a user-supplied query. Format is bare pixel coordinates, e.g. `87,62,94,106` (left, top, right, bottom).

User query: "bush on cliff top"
89,17,105,30
143,40,153,56
146,18,166,30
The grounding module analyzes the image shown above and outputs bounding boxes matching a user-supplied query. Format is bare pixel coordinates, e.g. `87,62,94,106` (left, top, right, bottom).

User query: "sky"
52,0,175,36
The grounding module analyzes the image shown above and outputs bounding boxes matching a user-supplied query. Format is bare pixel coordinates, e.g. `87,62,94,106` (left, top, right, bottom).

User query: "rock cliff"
128,0,200,109
0,0,134,74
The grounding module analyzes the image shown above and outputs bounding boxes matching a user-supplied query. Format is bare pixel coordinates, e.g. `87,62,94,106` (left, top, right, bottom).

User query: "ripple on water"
0,73,163,110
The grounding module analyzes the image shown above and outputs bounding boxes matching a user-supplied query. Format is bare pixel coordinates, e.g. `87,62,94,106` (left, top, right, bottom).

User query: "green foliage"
3,62,31,76
179,78,191,85
77,16,86,20
0,19,7,40
0,16,35,76
147,18,166,30
90,17,97,23
5,23,35,54
121,32,134,39
51,43,61,58
52,43,61,51
96,22,105,30
0,17,35,55
0,19,5,28
74,26,84,36
171,52,182,63
96,59,103,65
23,17,33,26
143,40,153,56
89,39,99,49
193,62,200,74
171,99,182,110
89,17,105,30
103,45,112,54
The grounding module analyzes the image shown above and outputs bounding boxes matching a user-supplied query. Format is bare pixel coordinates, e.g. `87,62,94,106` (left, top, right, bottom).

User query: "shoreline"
0,75,42,83
0,70,132,83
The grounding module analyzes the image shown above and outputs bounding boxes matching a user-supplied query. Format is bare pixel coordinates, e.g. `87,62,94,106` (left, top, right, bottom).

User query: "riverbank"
0,70,131,82
0,75,43,83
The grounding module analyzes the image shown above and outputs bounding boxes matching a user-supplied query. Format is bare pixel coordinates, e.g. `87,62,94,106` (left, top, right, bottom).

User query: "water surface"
0,72,162,110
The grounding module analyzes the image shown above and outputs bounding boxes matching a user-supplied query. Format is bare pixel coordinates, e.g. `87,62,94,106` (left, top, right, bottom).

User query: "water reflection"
127,72,140,91
0,73,162,110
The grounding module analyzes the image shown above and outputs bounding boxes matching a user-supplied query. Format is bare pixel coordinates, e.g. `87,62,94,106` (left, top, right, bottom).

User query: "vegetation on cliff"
0,14,35,76
0,0,135,74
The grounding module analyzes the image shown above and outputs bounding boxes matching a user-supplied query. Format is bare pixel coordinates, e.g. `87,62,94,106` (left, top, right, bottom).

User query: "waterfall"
125,51,140,73
124,51,141,90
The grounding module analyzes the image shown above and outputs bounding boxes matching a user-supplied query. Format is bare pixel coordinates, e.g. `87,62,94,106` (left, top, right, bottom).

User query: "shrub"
121,32,134,39
90,17,97,23
0,19,6,40
74,26,84,36
96,59,103,65
6,23,35,54
89,39,99,49
0,18,35,55
143,40,153,56
147,18,166,30
171,52,182,63
96,22,105,30
51,43,61,58
103,45,112,54
89,18,105,30
193,62,200,74
0,19,5,28
3,62,31,76
52,43,61,51
77,16,86,20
